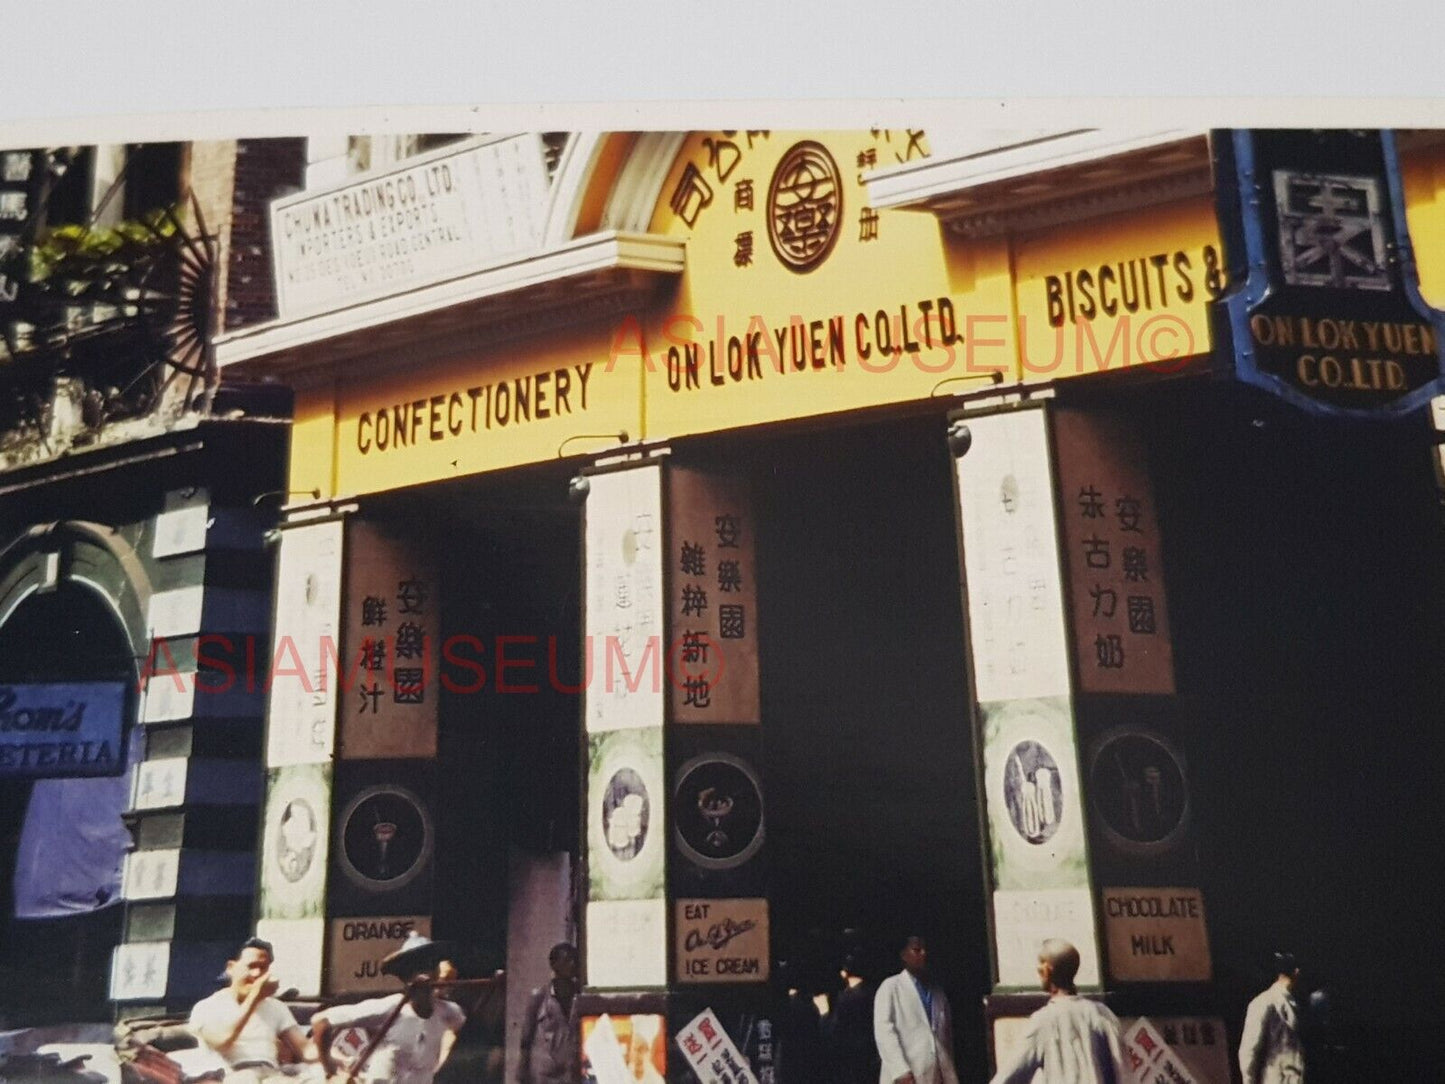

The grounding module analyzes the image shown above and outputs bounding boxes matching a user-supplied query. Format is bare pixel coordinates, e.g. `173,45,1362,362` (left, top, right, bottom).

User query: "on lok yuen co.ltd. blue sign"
0,681,128,778
1212,129,1445,417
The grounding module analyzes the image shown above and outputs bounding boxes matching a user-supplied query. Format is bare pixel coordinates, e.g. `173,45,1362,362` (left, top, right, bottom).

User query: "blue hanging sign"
1212,129,1445,416
0,681,128,778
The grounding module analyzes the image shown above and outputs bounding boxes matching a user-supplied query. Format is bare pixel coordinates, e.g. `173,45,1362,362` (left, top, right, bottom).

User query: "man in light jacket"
873,935,958,1084
1239,953,1306,1084
989,939,1125,1084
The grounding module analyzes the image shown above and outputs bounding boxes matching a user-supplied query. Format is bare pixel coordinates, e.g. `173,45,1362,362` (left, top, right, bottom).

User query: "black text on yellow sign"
355,364,595,453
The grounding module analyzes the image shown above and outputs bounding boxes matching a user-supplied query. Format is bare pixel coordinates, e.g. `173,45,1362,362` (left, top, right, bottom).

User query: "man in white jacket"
873,935,959,1084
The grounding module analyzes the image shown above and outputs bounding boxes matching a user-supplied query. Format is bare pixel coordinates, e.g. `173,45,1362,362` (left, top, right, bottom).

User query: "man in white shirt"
873,934,959,1084
188,936,320,1082
311,933,466,1084
1238,953,1306,1084
988,939,1126,1084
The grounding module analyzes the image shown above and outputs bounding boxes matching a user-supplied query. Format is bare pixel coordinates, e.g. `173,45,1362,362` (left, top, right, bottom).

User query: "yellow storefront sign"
1011,196,1226,382
635,131,1017,437
319,322,639,498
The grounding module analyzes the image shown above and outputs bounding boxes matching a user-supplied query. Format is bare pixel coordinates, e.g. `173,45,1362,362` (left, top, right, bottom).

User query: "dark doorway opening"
1137,381,1445,1078
0,581,136,1024
704,411,992,1077
368,466,583,1076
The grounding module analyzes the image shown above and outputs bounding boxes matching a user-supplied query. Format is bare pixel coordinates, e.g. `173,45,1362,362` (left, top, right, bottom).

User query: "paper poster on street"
675,1008,758,1084
1123,1016,1200,1084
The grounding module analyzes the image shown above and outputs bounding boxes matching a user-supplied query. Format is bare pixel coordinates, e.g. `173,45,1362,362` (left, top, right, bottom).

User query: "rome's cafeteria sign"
0,682,126,778
271,134,551,319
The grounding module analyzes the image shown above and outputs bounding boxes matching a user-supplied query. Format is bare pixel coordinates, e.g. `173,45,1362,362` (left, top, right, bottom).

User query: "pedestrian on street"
873,934,958,1084
517,943,580,1084
1239,952,1306,1084
311,933,465,1084
823,951,880,1084
988,939,1126,1084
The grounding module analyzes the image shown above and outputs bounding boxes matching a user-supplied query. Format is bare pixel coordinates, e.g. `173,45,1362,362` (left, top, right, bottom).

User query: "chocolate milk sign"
0,681,127,778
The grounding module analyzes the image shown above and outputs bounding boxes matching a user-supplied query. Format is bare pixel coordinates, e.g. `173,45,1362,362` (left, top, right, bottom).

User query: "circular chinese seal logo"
767,141,843,273
339,785,432,890
275,797,318,883
1002,740,1064,845
673,753,765,870
601,767,651,862
1088,730,1189,853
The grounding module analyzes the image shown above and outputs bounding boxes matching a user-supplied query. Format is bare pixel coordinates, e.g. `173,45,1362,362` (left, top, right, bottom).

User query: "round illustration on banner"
601,767,651,862
767,141,843,274
673,753,765,870
338,785,433,890
275,797,318,883
1088,729,1190,855
1003,740,1065,845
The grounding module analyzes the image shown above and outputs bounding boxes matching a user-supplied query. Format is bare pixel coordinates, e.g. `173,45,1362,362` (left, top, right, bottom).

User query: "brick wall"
223,139,306,330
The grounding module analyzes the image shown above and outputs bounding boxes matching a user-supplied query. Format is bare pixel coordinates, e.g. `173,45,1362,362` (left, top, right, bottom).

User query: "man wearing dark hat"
311,933,466,1084
188,936,321,1081
1239,952,1306,1084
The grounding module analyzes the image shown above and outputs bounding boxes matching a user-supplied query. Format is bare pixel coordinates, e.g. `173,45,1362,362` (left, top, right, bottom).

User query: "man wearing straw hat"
311,933,466,1084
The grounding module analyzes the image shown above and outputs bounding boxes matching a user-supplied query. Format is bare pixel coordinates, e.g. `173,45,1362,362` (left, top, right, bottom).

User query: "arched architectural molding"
0,522,153,663
598,132,688,233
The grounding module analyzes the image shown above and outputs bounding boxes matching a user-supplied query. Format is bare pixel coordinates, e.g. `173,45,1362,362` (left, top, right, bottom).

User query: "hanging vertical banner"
339,520,439,759
1053,408,1175,695
267,521,344,767
1213,128,1445,416
666,468,760,725
956,409,1072,703
955,407,1100,989
585,465,666,733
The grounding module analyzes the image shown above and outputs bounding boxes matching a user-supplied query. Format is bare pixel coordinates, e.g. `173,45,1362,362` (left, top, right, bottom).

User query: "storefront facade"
217,128,1445,1079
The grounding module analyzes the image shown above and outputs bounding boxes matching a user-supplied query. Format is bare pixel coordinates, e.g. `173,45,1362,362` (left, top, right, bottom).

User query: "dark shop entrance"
696,410,993,1080
0,581,136,1023
1128,378,1445,1079
362,461,584,1075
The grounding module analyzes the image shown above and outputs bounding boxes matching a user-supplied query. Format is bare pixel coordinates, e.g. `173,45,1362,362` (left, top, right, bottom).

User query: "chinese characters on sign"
267,522,344,767
668,468,760,724
341,520,438,758
676,1008,759,1084
586,466,666,733
1053,408,1176,695
1122,1017,1201,1084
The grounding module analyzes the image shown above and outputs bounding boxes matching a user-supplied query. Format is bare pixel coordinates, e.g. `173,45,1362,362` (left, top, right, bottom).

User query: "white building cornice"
866,129,1214,238
215,230,685,379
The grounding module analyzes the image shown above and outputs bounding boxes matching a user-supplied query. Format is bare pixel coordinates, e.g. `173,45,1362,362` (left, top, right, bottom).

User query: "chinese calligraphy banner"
585,464,666,734
1053,407,1176,695
956,408,1073,703
340,519,439,759
266,520,344,767
666,467,760,725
